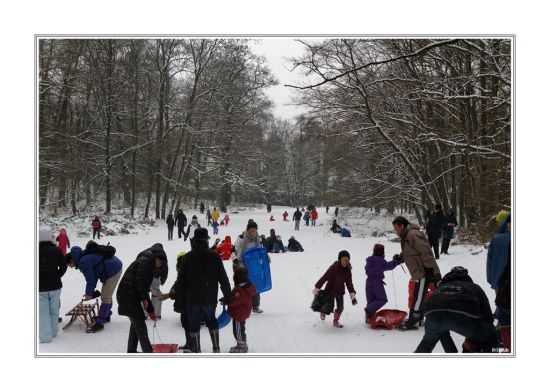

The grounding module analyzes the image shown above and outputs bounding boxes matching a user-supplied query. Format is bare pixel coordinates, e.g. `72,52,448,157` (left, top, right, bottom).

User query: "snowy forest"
38,38,511,239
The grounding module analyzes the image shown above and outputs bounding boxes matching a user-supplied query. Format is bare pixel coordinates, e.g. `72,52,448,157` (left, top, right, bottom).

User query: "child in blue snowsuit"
364,244,403,323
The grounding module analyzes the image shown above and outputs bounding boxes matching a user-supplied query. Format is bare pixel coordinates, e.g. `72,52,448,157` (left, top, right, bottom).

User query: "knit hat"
192,215,198,220
193,227,210,241
247,221,258,231
39,226,53,242
338,250,351,261
233,267,249,285
496,210,509,223
373,244,385,257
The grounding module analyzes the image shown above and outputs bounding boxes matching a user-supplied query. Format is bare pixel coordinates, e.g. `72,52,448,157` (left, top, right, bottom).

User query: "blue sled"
242,247,272,294
217,304,231,329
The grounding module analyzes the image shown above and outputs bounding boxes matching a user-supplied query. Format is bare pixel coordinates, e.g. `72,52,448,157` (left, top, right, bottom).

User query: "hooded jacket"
424,269,494,322
166,214,175,228
55,229,70,256
486,213,511,289
228,280,257,322
315,261,356,297
175,211,187,228
70,246,123,296
149,243,168,284
215,236,234,260
293,210,303,221
116,250,156,319
400,224,441,280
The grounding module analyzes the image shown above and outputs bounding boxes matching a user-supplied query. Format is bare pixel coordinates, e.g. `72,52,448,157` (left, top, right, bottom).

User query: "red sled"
152,343,179,353
369,309,408,330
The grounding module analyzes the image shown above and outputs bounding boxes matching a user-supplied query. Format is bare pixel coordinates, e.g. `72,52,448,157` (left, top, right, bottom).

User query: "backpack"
85,240,116,259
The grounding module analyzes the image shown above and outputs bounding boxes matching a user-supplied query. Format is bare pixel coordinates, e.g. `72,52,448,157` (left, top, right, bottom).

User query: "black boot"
399,312,420,331
209,329,220,353
189,332,201,353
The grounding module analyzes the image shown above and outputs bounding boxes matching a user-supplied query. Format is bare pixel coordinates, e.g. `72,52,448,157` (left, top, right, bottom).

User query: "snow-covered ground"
38,206,492,355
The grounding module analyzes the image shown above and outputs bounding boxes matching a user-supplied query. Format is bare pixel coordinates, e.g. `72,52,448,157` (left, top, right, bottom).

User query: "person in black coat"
425,204,445,259
173,228,232,353
334,206,339,217
293,208,303,231
441,208,458,255
414,266,498,353
175,209,187,239
166,213,175,240
116,248,163,353
287,236,304,252
39,227,68,343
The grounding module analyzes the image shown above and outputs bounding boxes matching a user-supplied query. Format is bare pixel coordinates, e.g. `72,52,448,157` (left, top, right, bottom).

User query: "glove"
350,292,357,305
312,288,320,297
393,254,403,263
142,299,154,314
149,312,157,321
83,294,93,301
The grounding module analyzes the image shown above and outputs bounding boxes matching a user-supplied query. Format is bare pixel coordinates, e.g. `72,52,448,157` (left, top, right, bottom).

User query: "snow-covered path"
38,206,493,354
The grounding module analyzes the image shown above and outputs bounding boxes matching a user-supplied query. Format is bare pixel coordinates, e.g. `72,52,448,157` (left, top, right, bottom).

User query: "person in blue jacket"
66,244,123,333
486,213,511,291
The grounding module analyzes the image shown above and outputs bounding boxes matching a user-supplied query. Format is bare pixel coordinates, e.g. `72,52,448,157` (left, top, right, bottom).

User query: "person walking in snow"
55,228,70,256
92,216,102,239
487,212,511,351
326,206,329,213
39,226,67,343
283,211,289,222
223,214,230,226
313,250,357,328
364,244,403,323
200,202,205,214
311,208,318,226
173,228,232,353
231,220,265,314
206,209,212,226
392,216,442,330
441,208,458,255
304,210,310,226
425,204,445,259
213,219,220,235
185,215,201,241
228,267,256,353
175,209,187,239
293,208,302,231
116,247,162,353
334,206,339,218
166,212,175,240
66,241,123,333
149,244,168,320
212,207,220,224
414,266,498,353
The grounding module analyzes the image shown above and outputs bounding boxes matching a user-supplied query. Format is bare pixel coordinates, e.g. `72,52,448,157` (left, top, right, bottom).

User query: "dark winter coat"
486,213,511,290
287,237,304,252
315,261,356,298
116,250,156,320
175,212,187,228
92,218,101,230
149,243,168,285
293,210,302,221
166,214,175,228
424,269,494,322
228,280,257,322
39,241,67,292
173,242,232,307
442,212,458,240
267,236,285,253
495,244,511,309
70,246,123,296
399,224,441,280
426,210,445,238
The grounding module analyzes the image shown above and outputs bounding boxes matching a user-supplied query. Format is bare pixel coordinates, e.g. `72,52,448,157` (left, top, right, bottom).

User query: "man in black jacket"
175,209,187,239
293,208,302,231
174,228,232,353
116,248,163,353
414,266,498,353
425,204,445,259
39,226,68,343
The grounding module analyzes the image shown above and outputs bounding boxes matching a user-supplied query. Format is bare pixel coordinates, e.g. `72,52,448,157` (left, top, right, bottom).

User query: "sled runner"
368,309,407,330
242,247,272,293
63,298,100,331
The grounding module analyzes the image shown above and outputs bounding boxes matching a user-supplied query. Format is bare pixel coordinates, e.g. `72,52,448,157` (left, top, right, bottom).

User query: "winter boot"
364,308,375,324
499,326,511,352
86,323,104,333
229,341,248,353
320,313,326,321
252,307,264,314
93,303,112,325
399,311,420,331
209,329,220,353
333,311,343,328
189,332,201,353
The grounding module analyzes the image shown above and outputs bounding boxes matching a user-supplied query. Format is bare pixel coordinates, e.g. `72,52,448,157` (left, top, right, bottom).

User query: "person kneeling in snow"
313,250,357,328
66,242,123,333
287,236,304,252
227,267,257,353
414,266,499,353
116,248,162,353
364,244,403,323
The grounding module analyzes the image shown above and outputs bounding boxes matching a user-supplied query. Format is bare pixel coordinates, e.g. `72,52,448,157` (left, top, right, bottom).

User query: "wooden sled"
63,299,100,331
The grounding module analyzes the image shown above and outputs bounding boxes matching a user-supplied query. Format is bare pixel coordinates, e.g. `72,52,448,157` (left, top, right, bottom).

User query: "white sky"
249,39,310,121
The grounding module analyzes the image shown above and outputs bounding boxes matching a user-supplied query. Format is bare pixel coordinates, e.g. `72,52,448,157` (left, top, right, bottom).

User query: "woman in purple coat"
364,244,404,323
313,250,357,328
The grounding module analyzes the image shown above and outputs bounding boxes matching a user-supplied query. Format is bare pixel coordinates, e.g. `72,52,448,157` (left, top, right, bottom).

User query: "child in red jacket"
215,236,234,260
228,267,256,353
55,228,70,256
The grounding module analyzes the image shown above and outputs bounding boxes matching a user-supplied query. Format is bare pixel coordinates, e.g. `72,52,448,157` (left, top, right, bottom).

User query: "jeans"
168,227,174,240
415,311,499,353
177,225,185,238
127,316,152,353
39,289,61,343
252,293,261,309
187,303,218,333
93,228,101,239
428,235,440,258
